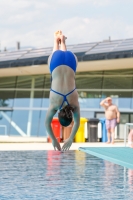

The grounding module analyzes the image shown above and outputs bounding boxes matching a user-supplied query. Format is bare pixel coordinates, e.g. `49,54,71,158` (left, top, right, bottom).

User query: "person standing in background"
100,97,120,144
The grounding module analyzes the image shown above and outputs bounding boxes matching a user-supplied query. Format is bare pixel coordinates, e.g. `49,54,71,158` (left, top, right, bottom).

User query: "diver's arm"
69,106,80,140
45,106,61,151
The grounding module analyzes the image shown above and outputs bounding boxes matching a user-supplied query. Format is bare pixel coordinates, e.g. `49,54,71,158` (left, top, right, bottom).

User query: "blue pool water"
0,150,133,200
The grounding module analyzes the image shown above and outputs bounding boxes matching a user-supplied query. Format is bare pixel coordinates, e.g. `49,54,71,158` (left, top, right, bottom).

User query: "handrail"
124,123,133,147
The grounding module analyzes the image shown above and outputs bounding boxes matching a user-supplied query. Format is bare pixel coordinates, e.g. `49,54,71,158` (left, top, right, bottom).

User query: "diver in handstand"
45,30,80,151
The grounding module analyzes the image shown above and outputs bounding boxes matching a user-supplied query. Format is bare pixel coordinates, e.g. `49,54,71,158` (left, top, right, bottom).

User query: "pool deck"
0,136,126,151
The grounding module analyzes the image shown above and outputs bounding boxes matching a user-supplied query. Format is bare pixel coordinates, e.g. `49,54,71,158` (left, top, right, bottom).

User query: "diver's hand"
52,138,61,151
62,138,73,151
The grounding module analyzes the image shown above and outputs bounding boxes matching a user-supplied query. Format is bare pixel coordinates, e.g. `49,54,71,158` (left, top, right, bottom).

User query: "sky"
0,0,133,50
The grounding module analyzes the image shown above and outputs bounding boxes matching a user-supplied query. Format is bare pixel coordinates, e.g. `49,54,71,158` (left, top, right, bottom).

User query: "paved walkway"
0,136,126,150
0,143,126,151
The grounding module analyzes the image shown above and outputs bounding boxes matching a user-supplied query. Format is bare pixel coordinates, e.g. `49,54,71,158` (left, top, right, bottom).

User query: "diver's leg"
53,30,61,52
60,34,67,51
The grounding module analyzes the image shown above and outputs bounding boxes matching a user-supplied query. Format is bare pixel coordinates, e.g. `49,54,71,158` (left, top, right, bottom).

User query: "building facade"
0,38,133,139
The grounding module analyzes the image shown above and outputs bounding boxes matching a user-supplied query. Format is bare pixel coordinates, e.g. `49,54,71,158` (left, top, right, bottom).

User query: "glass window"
9,109,47,137
78,91,102,108
76,77,103,89
0,77,17,88
35,76,45,88
120,114,129,124
9,110,29,136
119,114,129,139
0,111,12,136
96,113,105,118
80,111,94,118
130,114,133,123
131,97,133,109
0,91,15,107
16,76,32,88
76,71,103,75
44,75,51,89
30,111,40,136
14,91,31,107
42,91,50,108
38,110,48,137
103,77,132,89
104,69,133,75
33,91,44,107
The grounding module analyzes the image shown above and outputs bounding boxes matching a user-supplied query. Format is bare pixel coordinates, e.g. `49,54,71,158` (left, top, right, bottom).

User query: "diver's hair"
58,105,74,127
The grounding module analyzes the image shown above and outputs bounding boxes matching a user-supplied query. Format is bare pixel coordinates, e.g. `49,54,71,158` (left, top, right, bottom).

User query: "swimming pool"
0,150,133,200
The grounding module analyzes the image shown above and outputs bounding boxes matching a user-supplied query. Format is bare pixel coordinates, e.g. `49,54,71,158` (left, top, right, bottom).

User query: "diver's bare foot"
54,30,62,43
54,30,67,44
106,141,110,144
111,141,115,144
54,30,62,37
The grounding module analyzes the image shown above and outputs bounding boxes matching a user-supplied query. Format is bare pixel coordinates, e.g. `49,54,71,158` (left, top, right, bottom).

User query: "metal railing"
124,123,133,147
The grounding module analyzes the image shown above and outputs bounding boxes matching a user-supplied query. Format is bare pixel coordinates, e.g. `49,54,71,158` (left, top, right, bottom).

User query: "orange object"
48,118,62,143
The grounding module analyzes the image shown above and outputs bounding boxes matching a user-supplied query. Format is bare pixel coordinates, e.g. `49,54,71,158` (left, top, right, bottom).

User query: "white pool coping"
0,138,126,151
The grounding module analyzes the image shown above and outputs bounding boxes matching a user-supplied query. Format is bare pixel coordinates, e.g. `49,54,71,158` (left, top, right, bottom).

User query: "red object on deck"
48,118,62,143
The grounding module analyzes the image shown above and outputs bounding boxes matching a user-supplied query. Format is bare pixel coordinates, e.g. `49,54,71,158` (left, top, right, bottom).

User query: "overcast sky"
0,0,133,50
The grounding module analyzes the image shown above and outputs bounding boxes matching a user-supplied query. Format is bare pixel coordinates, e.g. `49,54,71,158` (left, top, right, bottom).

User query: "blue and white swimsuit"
48,50,77,110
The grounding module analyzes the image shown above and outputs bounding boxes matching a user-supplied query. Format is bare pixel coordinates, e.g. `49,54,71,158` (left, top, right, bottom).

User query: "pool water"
0,150,133,200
